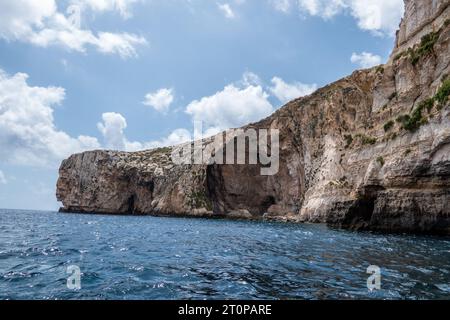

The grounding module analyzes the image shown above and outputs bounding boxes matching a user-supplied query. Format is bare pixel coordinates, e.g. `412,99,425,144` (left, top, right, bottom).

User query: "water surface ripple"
1,209,449,300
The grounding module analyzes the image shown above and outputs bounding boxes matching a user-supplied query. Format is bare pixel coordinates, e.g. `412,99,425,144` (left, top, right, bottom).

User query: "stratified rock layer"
57,0,450,234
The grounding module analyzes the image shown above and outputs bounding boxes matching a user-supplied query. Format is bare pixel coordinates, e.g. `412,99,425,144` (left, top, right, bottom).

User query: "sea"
1,209,449,300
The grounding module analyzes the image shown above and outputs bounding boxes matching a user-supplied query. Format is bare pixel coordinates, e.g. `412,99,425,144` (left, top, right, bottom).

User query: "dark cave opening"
127,195,136,215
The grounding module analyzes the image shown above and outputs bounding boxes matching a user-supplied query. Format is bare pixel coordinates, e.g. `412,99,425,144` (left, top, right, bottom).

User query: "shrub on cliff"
409,31,439,65
376,156,385,167
344,135,353,148
402,102,428,131
384,121,394,132
435,78,450,106
396,97,435,132
356,134,377,145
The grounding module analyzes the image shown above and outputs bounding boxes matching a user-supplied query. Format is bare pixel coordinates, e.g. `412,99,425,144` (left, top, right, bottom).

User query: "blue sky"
0,0,404,210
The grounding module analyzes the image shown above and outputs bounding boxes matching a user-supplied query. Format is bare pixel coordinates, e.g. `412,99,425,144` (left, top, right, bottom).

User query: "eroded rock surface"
57,0,450,234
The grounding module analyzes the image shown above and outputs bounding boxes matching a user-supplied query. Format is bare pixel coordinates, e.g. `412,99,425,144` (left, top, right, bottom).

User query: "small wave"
1,209,450,300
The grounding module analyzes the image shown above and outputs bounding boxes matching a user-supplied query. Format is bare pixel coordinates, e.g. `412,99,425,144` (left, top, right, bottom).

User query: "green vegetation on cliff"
435,78,450,106
384,121,394,132
395,79,449,132
188,191,213,211
399,101,429,131
377,156,385,167
408,31,439,65
356,134,377,145
394,21,448,66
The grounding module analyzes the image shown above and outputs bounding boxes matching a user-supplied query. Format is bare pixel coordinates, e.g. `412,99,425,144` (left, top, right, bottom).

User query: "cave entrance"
206,164,278,216
127,195,136,215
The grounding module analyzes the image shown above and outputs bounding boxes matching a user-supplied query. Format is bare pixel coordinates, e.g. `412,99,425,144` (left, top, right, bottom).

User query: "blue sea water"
0,209,449,300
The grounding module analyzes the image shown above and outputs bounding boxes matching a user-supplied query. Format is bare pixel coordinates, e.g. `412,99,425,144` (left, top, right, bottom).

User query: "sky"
0,0,405,210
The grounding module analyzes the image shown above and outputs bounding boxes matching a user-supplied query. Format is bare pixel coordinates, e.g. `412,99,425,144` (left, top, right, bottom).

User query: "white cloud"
0,0,55,39
298,0,344,19
270,0,292,13
94,32,147,58
351,51,382,68
269,77,317,103
0,67,316,166
102,73,315,152
269,0,404,36
218,3,235,19
0,0,147,58
97,112,143,151
143,88,174,113
0,170,7,184
186,76,273,131
241,71,262,87
0,68,100,167
97,112,193,150
2,69,271,163
72,0,141,19
348,0,404,36
146,128,193,148
183,73,316,133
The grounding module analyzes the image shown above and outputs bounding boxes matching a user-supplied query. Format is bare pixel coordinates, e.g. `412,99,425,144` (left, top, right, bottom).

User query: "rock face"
57,0,450,234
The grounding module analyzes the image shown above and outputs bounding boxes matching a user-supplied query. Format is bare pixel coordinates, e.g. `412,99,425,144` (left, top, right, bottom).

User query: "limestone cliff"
57,0,450,234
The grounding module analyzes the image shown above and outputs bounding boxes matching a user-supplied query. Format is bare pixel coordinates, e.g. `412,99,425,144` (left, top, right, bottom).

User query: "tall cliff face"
393,0,450,58
57,0,450,234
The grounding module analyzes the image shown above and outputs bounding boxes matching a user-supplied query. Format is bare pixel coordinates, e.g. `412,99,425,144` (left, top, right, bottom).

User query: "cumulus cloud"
348,0,404,36
146,128,193,148
0,68,100,167
186,77,274,131
0,170,7,184
100,73,315,152
269,77,317,103
0,67,320,169
3,69,271,164
218,3,235,19
140,73,315,149
143,88,174,113
97,112,143,151
351,51,382,68
97,112,192,150
0,0,147,58
269,0,404,36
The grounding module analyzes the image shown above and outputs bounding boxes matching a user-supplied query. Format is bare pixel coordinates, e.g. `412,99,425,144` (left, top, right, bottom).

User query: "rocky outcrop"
57,148,216,217
57,0,450,234
392,0,450,59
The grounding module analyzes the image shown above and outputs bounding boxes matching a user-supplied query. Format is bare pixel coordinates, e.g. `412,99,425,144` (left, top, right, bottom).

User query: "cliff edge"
57,0,450,234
